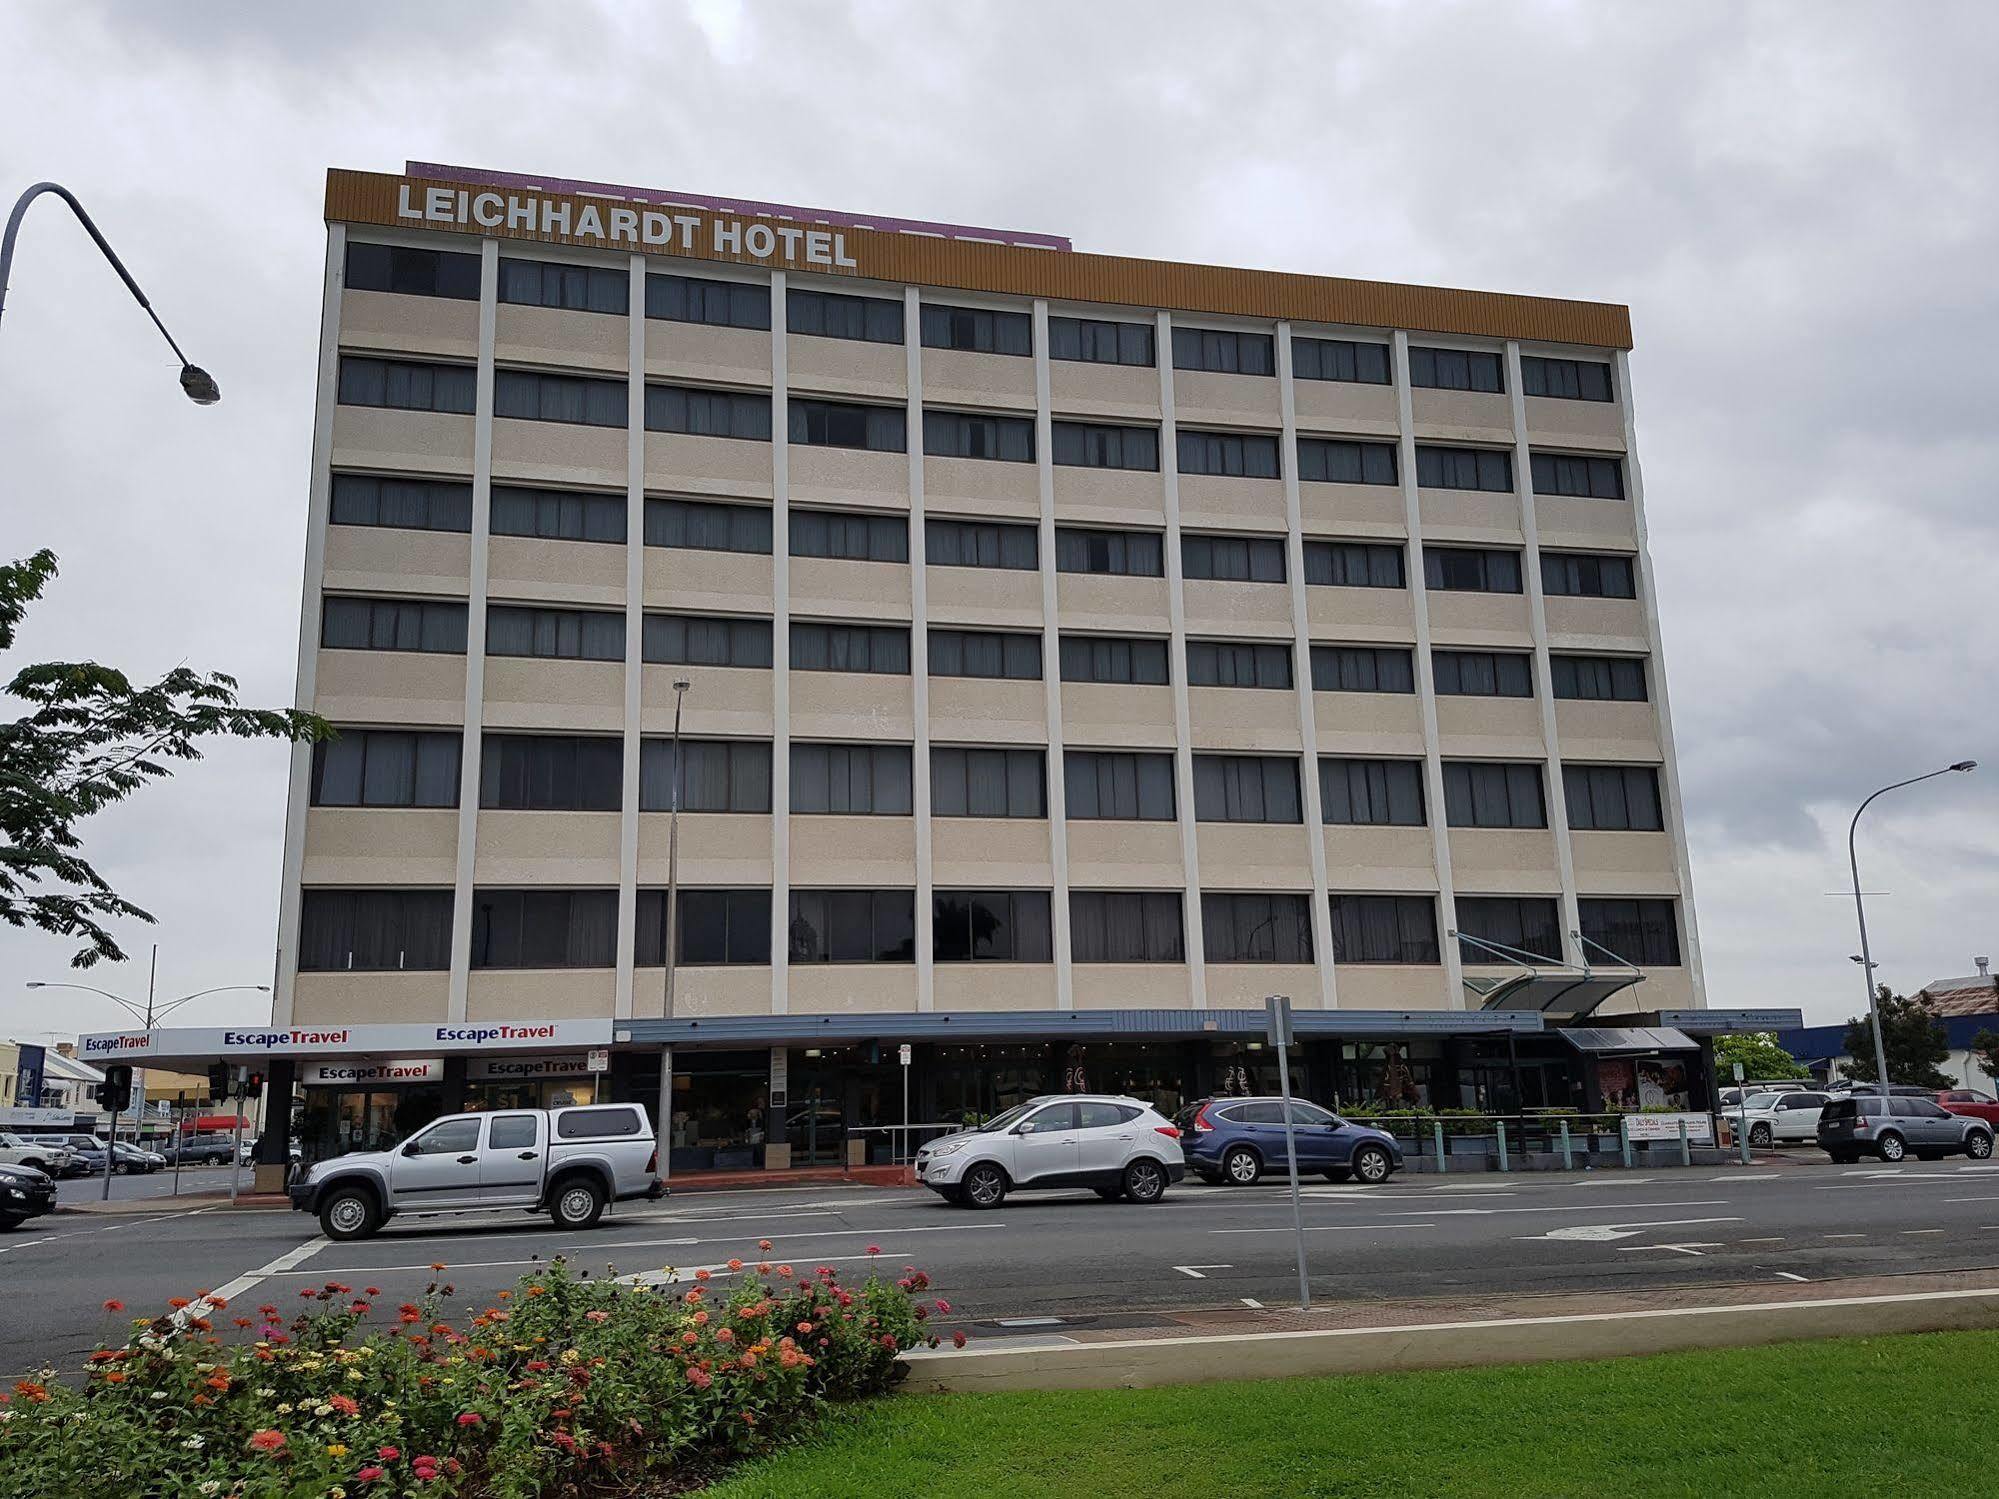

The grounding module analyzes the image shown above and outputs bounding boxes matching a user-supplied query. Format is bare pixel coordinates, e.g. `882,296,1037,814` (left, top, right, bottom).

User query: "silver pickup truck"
288,1103,665,1240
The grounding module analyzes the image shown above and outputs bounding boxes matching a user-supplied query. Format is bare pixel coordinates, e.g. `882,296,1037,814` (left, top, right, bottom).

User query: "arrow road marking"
1172,1264,1232,1279
1517,1217,1742,1243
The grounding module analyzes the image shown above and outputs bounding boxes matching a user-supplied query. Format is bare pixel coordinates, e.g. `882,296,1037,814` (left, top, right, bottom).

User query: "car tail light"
1154,1125,1181,1140
644,1146,659,1174
1191,1103,1218,1133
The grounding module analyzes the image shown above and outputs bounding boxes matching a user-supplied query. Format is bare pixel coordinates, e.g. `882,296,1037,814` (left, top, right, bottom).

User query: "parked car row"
0,1132,166,1177
0,1162,58,1231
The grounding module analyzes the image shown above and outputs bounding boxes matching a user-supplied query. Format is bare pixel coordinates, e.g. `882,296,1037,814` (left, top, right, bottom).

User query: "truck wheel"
550,1177,606,1230
318,1187,379,1242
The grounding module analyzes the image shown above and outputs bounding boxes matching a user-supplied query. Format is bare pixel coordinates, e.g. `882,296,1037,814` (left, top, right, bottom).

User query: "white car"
0,1133,74,1178
1730,1089,1831,1147
914,1094,1185,1209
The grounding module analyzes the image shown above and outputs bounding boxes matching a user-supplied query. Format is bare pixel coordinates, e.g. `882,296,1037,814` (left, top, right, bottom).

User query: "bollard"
1559,1118,1573,1171
1738,1113,1752,1166
1496,1120,1510,1173
1621,1115,1634,1169
1678,1118,1691,1167
1433,1119,1447,1174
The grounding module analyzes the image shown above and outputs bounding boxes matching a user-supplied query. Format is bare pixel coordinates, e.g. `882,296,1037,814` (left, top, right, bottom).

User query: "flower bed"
0,1246,956,1499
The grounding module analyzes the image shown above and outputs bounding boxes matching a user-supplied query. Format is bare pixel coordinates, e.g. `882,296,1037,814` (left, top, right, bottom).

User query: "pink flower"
953,1330,968,1349
584,1309,609,1323
935,1298,952,1314
687,1366,712,1390
456,1412,482,1426
865,1245,881,1256
358,1466,386,1484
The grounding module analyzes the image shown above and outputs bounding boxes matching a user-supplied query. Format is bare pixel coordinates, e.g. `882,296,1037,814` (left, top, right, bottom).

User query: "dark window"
644,385,773,441
1194,755,1301,824
925,517,1037,569
1433,650,1533,697
1415,445,1513,492
1409,346,1503,393
933,890,1054,961
1541,552,1636,599
1058,635,1170,686
490,485,627,544
1182,534,1286,582
1297,438,1398,486
553,1107,645,1140
480,735,623,811
1051,421,1160,471
1579,897,1681,966
639,739,772,813
931,747,1046,818
337,357,476,415
1328,894,1440,964
788,398,907,452
1176,430,1281,479
470,889,618,969
929,629,1041,680
789,622,910,674
644,272,769,329
330,474,473,533
493,370,626,428
410,1118,482,1155
1423,546,1522,593
1291,337,1391,385
1531,452,1626,500
1172,327,1275,376
498,258,628,314
312,729,461,808
344,242,480,301
1048,316,1153,366
486,605,624,661
788,889,917,963
1082,1101,1146,1127
795,891,919,963
1303,541,1404,588
787,288,902,343
790,743,914,815
298,889,454,972
1521,355,1613,402
638,888,771,966
1564,764,1664,831
1054,527,1164,576
920,305,1031,356
1455,896,1562,963
1319,758,1425,826
644,497,773,553
1186,640,1292,690
789,509,909,563
1070,891,1184,963
1443,761,1547,828
1311,645,1415,693
921,410,1034,462
641,613,773,668
1064,750,1176,820
488,1115,538,1150
321,596,467,654
1222,1100,1285,1124
1550,654,1648,702
1202,892,1313,963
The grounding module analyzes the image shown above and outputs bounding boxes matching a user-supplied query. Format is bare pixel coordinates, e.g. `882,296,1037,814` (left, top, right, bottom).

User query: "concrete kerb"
900,1285,1999,1393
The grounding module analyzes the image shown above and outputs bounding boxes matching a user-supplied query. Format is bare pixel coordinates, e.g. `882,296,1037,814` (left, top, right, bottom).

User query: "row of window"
309,729,1663,832
336,357,1627,495
318,599,1652,701
297,886,1681,971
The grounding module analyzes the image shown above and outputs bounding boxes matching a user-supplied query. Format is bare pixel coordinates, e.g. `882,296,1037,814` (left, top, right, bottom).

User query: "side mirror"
1013,1122,1036,1136
402,1140,422,1157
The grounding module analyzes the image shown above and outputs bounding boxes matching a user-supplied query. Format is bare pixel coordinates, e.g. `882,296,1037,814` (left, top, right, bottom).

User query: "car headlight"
928,1138,970,1159
3,1185,25,1199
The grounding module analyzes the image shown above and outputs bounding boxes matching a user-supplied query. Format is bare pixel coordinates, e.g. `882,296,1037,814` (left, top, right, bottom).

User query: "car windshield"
976,1103,1038,1134
1740,1092,1782,1111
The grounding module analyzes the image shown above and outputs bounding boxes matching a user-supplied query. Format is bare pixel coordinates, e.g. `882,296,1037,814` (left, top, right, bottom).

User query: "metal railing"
1345,1111,1714,1170
846,1122,969,1165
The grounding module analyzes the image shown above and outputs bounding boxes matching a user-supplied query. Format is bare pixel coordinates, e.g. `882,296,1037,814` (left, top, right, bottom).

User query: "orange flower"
167,1297,191,1310
329,1394,360,1417
757,1239,773,1251
104,1371,127,1384
101,1299,124,1313
205,1372,231,1392
726,1258,744,1273
693,1269,711,1282
247,1428,287,1453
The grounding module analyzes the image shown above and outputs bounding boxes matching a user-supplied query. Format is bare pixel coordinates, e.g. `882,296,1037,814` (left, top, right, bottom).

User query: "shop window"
933,890,1054,962
788,889,917,962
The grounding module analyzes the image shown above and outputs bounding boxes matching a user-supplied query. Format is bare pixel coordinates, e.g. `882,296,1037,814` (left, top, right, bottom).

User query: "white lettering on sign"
396,181,858,267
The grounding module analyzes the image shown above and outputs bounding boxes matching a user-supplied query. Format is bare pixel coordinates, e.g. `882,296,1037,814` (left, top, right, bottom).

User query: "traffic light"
241,1069,264,1101
207,1062,231,1101
95,1064,133,1113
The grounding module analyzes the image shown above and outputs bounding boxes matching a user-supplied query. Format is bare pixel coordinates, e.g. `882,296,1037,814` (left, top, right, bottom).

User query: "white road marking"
1519,1217,1741,1243
1240,1297,1263,1309
1737,1236,1786,1244
1616,1242,1722,1256
1901,1229,1947,1235
1775,1272,1810,1282
1824,1232,1868,1239
1172,1265,1232,1279
1715,1173,1780,1182
1212,1222,1437,1236
179,1237,329,1327
1944,1196,1999,1203
1387,1199,1729,1218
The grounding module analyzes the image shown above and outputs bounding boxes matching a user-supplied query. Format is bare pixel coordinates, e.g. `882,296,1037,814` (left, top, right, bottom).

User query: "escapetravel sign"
80,1020,615,1062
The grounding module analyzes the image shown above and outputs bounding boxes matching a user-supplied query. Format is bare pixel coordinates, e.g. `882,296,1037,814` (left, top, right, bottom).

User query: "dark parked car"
1175,1097,1403,1185
1819,1093,1996,1163
166,1135,237,1166
0,1162,58,1231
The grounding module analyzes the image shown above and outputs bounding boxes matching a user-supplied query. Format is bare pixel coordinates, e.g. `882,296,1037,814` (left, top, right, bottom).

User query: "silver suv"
915,1094,1186,1209
289,1104,664,1240
1819,1093,1996,1163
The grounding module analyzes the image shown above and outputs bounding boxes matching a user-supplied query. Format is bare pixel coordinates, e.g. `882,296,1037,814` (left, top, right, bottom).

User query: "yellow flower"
326,1444,348,1458
347,1370,364,1382
276,1403,294,1414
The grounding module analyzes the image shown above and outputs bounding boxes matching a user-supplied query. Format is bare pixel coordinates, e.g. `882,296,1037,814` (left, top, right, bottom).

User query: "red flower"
377,1445,401,1461
742,1410,757,1426
247,1429,287,1453
865,1245,881,1256
101,1299,124,1313
952,1330,968,1349
364,1286,381,1297
209,1295,229,1310
357,1466,386,1484
167,1297,191,1310
935,1298,952,1314
758,1238,773,1251
456,1412,482,1426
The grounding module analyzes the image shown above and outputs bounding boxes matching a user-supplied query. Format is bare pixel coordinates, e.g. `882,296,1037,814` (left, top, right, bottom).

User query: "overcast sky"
1,1,1993,1045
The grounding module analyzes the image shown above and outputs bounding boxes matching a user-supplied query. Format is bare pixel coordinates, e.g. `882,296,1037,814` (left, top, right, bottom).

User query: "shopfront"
296,1059,446,1161
463,1055,601,1111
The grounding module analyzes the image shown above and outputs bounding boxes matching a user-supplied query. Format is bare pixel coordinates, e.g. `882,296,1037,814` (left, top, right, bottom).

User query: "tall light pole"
1848,761,1977,1087
2,182,220,402
662,679,692,1017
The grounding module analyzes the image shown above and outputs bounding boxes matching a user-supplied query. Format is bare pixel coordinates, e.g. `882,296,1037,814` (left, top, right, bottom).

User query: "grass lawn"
700,1330,1999,1498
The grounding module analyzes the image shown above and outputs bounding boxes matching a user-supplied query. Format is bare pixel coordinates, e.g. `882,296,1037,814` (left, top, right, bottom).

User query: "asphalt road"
10,1155,1999,1377
52,1164,240,1205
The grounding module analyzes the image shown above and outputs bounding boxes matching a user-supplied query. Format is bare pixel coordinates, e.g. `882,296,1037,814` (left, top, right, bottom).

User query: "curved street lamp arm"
150,985,270,1020
1,181,193,364
23,981,146,1022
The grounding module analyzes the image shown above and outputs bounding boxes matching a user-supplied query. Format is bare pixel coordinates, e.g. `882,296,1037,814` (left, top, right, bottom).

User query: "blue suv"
1175,1097,1404,1186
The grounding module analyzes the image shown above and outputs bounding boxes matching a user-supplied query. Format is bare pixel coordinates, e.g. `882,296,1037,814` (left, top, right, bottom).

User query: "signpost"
899,1043,912,1162
1265,995,1311,1312
585,1048,610,1074
1734,1060,1751,1165
226,1066,247,1207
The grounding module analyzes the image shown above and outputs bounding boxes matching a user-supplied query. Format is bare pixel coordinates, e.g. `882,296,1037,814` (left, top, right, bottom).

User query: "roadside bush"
0,1248,952,1499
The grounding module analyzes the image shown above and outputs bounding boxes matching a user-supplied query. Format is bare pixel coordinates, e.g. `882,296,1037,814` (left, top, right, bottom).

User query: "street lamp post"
1848,762,1977,1087
2,182,220,402
662,680,691,1017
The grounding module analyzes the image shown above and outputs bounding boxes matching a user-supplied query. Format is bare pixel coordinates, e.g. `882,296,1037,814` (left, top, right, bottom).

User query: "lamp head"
1950,761,1978,773
179,364,221,405
672,679,691,694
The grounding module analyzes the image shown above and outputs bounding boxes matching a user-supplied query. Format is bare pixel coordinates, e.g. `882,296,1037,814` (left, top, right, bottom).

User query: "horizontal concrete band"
900,1285,1999,1392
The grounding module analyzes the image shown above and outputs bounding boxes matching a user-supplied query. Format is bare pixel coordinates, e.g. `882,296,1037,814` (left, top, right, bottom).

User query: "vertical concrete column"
768,273,792,1014
447,239,501,1023
1390,331,1465,1004
1275,323,1339,1008
1156,312,1207,1006
1614,349,1708,1002
1032,300,1075,1009
616,255,647,1019
905,287,936,1010
272,227,348,1027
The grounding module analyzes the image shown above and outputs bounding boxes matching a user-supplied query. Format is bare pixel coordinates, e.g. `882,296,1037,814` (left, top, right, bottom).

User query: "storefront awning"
1472,971,1645,1019
1557,1026,1697,1056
